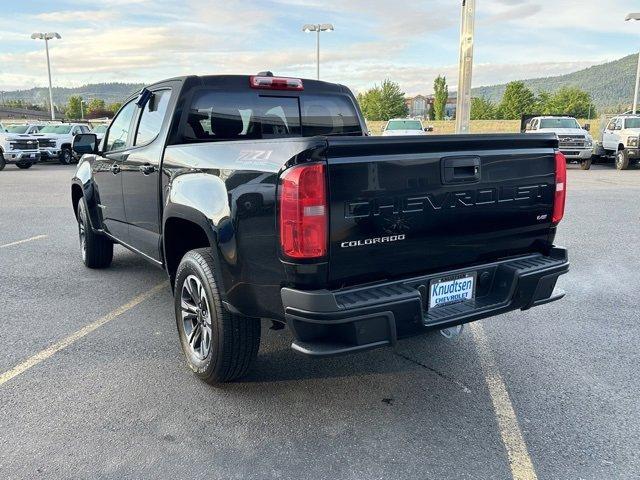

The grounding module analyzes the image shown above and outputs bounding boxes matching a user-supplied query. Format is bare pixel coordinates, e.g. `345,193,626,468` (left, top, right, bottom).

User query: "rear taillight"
553,151,567,224
279,163,327,259
249,75,304,91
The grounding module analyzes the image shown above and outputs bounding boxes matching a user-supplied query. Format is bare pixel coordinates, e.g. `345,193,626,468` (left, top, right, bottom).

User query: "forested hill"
472,54,638,111
3,82,144,106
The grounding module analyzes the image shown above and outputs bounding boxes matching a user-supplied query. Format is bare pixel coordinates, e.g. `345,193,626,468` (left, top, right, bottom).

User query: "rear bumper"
282,247,569,356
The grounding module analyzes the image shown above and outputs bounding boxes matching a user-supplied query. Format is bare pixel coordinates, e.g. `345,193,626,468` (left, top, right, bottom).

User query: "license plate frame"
428,272,477,309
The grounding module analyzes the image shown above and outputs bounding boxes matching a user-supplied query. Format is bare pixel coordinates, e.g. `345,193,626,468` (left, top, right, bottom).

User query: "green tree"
86,98,106,114
470,97,496,120
433,75,448,120
534,91,552,114
357,79,408,121
545,86,596,118
357,88,383,120
66,95,83,119
498,81,535,119
106,102,122,115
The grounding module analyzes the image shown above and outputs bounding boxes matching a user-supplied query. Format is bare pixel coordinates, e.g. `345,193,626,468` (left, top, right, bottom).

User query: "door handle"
110,163,121,174
139,164,156,175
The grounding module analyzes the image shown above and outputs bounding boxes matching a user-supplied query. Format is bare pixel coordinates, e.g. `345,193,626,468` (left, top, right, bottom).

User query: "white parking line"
0,234,48,249
0,282,167,386
470,322,538,480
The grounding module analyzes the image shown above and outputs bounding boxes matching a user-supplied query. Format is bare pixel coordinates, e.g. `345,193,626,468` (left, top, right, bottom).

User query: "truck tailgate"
325,133,559,287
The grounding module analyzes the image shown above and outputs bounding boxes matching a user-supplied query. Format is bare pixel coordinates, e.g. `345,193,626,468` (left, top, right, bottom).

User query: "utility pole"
625,14,640,114
455,0,476,134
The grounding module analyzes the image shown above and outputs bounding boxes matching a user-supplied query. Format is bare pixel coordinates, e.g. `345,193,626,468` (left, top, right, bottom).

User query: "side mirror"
73,133,98,155
424,126,434,132
583,124,590,131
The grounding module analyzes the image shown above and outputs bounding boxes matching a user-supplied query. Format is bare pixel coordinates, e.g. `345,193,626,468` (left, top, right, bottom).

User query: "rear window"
185,91,301,142
300,95,362,136
183,90,362,143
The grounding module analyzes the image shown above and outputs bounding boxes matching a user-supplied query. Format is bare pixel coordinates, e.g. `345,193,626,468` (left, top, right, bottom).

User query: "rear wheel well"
71,184,83,219
164,217,211,285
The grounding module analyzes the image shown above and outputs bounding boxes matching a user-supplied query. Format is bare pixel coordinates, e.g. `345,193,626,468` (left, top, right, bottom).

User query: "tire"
615,149,629,170
59,147,73,165
77,200,113,268
580,158,592,170
0,153,5,171
174,248,260,384
16,161,33,169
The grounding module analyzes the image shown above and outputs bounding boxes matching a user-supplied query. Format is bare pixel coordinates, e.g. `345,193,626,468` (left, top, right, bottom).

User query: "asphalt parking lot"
1,162,639,480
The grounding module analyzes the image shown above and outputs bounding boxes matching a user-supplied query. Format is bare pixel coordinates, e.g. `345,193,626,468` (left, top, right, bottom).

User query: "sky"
1,0,640,96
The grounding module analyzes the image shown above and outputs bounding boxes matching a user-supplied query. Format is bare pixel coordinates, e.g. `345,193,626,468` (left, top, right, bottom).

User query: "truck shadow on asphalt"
234,325,474,392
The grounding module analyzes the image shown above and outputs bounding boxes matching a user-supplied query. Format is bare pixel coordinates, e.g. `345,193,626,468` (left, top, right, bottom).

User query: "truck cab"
597,115,640,170
525,116,593,169
0,126,41,170
36,123,92,164
382,118,431,136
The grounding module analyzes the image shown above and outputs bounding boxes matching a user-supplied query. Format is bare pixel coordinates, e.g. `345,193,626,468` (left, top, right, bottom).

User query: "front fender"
71,156,102,231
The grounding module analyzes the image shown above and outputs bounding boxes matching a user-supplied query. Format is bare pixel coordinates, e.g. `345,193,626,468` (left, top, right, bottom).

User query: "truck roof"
142,74,349,97
532,115,577,119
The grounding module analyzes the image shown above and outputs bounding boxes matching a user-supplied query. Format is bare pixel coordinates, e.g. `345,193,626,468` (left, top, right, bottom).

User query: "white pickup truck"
381,118,433,136
35,123,92,164
0,126,41,170
593,115,640,170
525,116,593,169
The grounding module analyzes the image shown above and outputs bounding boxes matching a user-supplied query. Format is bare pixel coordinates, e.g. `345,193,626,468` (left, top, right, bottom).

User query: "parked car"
592,114,640,170
36,123,91,164
0,128,40,170
525,116,593,169
71,73,569,384
91,124,108,143
382,118,432,136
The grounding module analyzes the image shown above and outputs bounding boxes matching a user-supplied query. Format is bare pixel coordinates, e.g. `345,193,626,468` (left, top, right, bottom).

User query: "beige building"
405,95,457,119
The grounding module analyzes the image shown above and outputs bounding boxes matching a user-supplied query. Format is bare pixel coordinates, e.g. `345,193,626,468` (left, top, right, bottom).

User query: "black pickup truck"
71,73,569,384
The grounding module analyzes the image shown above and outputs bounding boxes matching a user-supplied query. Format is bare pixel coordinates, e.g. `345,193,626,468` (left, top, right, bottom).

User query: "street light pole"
316,28,320,80
302,24,334,80
455,0,476,134
625,13,640,114
31,32,61,121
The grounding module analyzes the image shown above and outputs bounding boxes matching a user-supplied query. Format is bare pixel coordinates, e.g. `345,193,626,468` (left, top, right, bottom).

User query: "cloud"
32,10,120,23
0,0,636,96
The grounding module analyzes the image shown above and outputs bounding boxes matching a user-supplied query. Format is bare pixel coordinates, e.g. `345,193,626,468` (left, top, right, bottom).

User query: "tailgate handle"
441,156,481,184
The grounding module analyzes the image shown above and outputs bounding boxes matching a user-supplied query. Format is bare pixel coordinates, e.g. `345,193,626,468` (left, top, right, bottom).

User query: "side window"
105,101,137,152
135,90,171,145
81,126,90,133
72,127,80,135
